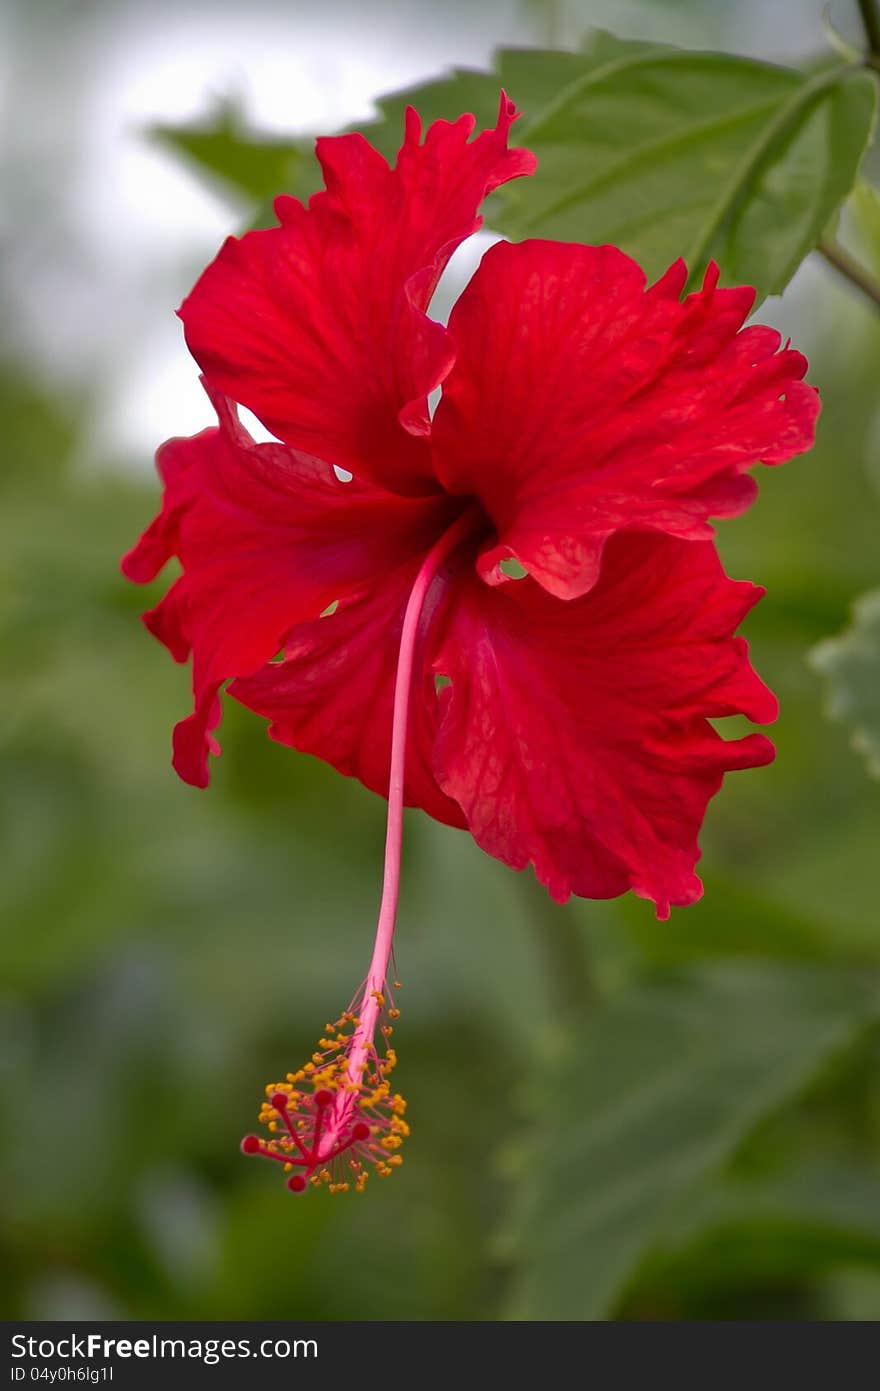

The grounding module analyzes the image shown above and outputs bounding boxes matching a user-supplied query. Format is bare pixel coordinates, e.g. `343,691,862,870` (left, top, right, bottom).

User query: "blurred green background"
2,0,880,1321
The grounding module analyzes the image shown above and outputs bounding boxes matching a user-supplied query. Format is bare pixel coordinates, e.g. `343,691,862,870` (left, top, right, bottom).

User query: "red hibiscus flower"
123,96,818,1194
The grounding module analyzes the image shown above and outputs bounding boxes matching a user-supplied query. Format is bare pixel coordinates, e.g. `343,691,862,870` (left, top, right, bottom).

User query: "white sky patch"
237,407,286,444
98,338,216,468
431,229,504,325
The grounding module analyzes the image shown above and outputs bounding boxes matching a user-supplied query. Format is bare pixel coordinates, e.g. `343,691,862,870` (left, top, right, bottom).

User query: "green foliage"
150,96,314,206
622,1155,880,1318
157,32,877,301
6,324,880,1318
369,37,877,298
4,9,880,1325
811,589,880,777
503,964,880,1319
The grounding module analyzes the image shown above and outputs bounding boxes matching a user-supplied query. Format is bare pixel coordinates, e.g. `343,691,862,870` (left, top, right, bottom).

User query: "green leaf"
851,179,880,276
369,37,877,299
504,962,879,1320
150,96,314,204
811,589,880,778
631,1158,880,1309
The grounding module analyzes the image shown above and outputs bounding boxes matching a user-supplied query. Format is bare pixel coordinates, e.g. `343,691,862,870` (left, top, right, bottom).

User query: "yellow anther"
250,1009,410,1196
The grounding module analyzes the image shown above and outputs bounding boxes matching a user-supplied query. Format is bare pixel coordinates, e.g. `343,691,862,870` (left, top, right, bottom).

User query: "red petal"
433,241,819,597
229,558,466,828
431,532,776,916
124,387,454,787
179,94,536,498
121,431,206,584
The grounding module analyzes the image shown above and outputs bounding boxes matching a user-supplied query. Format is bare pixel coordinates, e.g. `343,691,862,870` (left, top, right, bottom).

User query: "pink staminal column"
241,503,482,1194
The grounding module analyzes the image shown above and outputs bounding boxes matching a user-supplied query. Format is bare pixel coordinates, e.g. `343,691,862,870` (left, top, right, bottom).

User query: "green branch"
857,0,880,60
819,237,880,311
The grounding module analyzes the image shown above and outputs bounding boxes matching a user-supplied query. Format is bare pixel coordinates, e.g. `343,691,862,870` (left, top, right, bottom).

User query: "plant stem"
857,0,880,58
819,238,880,311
